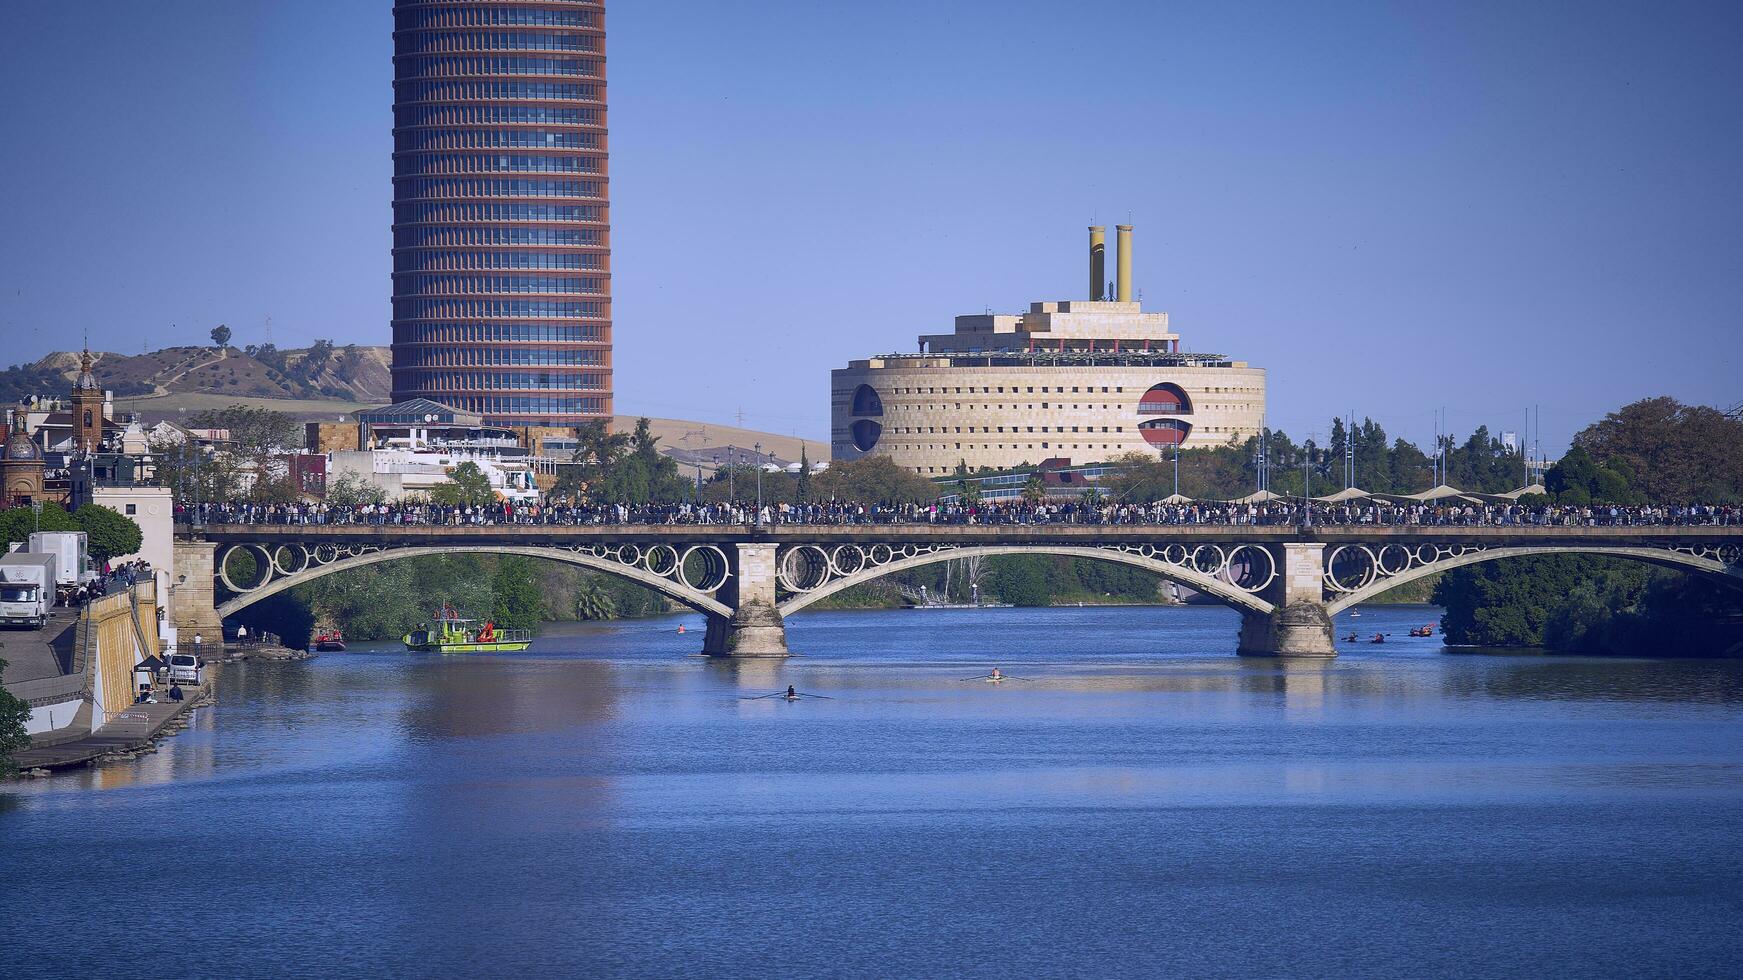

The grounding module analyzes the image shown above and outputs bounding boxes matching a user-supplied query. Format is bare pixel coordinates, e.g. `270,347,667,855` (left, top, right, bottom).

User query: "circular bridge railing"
214,540,734,601
774,542,1280,600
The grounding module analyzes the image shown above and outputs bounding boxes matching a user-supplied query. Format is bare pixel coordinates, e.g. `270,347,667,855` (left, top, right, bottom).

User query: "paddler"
786,685,798,699
989,667,1003,681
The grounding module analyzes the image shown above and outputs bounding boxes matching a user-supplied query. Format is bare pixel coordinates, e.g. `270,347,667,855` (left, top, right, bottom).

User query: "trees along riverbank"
1430,399,1743,656
0,660,30,778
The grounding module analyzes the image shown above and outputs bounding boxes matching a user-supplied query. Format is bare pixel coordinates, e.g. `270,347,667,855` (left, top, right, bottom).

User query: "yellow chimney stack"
1088,226,1106,300
1115,224,1133,302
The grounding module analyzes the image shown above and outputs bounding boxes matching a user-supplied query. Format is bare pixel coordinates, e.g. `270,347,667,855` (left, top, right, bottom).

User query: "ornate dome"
74,349,101,392
3,420,40,460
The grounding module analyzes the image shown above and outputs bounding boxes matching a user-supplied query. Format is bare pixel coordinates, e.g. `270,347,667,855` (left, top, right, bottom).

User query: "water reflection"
400,657,619,739
1441,656,1743,704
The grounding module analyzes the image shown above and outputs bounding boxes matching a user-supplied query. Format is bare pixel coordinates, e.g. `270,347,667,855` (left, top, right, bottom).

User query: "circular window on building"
850,419,883,452
1137,383,1192,415
850,384,884,417
1139,418,1192,447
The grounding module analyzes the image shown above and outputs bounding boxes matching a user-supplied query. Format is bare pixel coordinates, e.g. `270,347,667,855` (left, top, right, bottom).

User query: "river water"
4,603,1742,977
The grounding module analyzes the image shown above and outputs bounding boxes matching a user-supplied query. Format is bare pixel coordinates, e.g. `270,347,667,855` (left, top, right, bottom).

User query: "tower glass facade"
391,0,611,425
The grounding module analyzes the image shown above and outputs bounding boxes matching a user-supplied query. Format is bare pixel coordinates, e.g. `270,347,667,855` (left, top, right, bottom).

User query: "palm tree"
1021,474,1046,506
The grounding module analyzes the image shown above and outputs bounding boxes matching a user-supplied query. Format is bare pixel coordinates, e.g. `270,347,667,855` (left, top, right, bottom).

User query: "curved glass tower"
391,0,611,425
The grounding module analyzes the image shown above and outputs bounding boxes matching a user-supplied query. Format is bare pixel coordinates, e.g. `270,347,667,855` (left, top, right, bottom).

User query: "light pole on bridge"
754,442,764,526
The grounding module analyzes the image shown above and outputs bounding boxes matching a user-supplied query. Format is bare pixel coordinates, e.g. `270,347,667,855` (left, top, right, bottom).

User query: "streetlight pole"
753,442,764,525
727,445,735,502
1172,437,1179,499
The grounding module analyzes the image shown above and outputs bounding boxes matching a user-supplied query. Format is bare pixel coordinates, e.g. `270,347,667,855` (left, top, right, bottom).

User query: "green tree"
210,324,231,348
814,455,937,505
326,472,388,507
489,556,544,631
952,460,983,506
1545,445,1638,504
1573,397,1743,502
0,658,30,778
796,446,812,505
1020,474,1046,505
75,504,143,562
0,502,81,552
429,462,496,507
574,577,619,621
1432,556,1651,647
987,556,1049,607
190,405,298,454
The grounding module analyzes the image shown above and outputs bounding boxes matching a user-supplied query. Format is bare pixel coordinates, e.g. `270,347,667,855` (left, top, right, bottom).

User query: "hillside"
12,343,394,407
7,343,823,461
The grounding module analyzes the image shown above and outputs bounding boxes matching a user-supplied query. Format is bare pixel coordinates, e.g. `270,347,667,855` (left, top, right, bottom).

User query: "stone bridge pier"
1238,542,1337,658
171,540,225,651
702,543,788,658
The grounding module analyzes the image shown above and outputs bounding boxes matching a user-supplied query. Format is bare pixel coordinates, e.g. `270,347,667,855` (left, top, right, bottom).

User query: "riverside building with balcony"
831,225,1267,474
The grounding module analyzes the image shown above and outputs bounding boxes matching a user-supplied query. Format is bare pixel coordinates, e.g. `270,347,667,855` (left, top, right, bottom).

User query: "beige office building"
831,226,1267,474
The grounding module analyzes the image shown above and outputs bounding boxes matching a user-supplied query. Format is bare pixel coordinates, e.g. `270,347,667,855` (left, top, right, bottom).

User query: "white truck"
29,531,96,588
0,551,57,628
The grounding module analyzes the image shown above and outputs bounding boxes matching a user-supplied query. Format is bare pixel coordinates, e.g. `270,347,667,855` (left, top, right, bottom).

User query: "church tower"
71,349,105,454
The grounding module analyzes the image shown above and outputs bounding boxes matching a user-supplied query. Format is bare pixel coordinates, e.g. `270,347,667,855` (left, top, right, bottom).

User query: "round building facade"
832,357,1266,475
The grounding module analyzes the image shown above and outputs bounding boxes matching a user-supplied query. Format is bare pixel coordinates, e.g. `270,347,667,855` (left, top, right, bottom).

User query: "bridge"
167,523,1743,658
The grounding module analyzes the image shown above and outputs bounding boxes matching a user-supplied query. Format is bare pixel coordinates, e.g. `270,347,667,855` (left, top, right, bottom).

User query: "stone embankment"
225,642,314,662
9,664,223,774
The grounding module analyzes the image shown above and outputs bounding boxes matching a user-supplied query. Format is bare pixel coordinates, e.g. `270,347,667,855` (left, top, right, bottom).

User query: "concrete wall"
26,699,83,736
86,581,156,726
92,486,174,612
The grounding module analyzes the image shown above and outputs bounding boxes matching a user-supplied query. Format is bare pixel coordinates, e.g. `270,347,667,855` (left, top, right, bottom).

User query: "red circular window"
1140,418,1192,446
1138,383,1191,415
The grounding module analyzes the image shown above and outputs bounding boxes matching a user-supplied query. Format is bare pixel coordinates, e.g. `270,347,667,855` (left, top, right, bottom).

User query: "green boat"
403,608,533,654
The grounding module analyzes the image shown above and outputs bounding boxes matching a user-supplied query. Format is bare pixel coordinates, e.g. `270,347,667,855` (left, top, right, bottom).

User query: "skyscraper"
390,0,612,426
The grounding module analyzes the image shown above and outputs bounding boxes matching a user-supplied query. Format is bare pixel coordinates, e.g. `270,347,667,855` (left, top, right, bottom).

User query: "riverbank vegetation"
238,554,677,647
1432,399,1743,655
0,659,30,778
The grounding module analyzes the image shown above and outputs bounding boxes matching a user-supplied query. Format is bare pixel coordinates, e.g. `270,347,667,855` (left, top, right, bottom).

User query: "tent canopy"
1314,487,1372,503
1158,493,1194,504
1371,484,1484,504
1229,489,1285,504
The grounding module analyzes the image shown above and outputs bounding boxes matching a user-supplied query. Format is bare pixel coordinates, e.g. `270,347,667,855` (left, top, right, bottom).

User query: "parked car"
167,652,201,685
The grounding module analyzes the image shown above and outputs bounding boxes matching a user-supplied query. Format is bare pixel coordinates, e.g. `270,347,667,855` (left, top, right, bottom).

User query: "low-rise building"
318,399,552,502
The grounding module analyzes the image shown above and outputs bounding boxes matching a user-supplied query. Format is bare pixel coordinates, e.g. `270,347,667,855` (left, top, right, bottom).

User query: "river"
4,603,1742,977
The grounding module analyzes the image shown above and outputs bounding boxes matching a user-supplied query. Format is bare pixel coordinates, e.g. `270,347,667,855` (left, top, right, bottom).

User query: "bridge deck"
179,523,1743,547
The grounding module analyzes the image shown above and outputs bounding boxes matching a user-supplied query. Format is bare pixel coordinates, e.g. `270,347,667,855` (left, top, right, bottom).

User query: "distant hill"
6,343,394,407
3,342,825,461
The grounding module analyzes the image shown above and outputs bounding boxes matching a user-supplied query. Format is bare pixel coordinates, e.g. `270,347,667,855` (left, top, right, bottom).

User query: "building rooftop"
854,350,1241,370
355,398,485,427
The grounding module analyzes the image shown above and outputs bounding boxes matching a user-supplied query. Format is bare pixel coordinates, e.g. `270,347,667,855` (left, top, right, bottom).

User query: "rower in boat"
1370,633,1386,644
989,667,1004,682
786,685,798,701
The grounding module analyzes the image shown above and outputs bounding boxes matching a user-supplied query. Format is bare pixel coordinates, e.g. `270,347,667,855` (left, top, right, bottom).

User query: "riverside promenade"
11,664,220,771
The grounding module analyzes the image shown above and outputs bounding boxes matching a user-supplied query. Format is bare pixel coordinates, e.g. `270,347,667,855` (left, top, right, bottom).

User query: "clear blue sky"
1,0,1737,451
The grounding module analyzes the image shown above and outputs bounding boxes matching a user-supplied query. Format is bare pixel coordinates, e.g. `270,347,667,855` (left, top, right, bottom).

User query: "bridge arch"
776,544,1276,618
1325,544,1743,614
214,544,734,621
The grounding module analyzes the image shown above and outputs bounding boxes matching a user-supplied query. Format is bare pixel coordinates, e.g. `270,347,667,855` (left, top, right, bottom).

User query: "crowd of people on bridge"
174,498,1741,529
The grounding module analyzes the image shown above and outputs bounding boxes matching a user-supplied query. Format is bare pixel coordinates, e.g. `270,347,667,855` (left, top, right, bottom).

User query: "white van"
167,652,201,685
